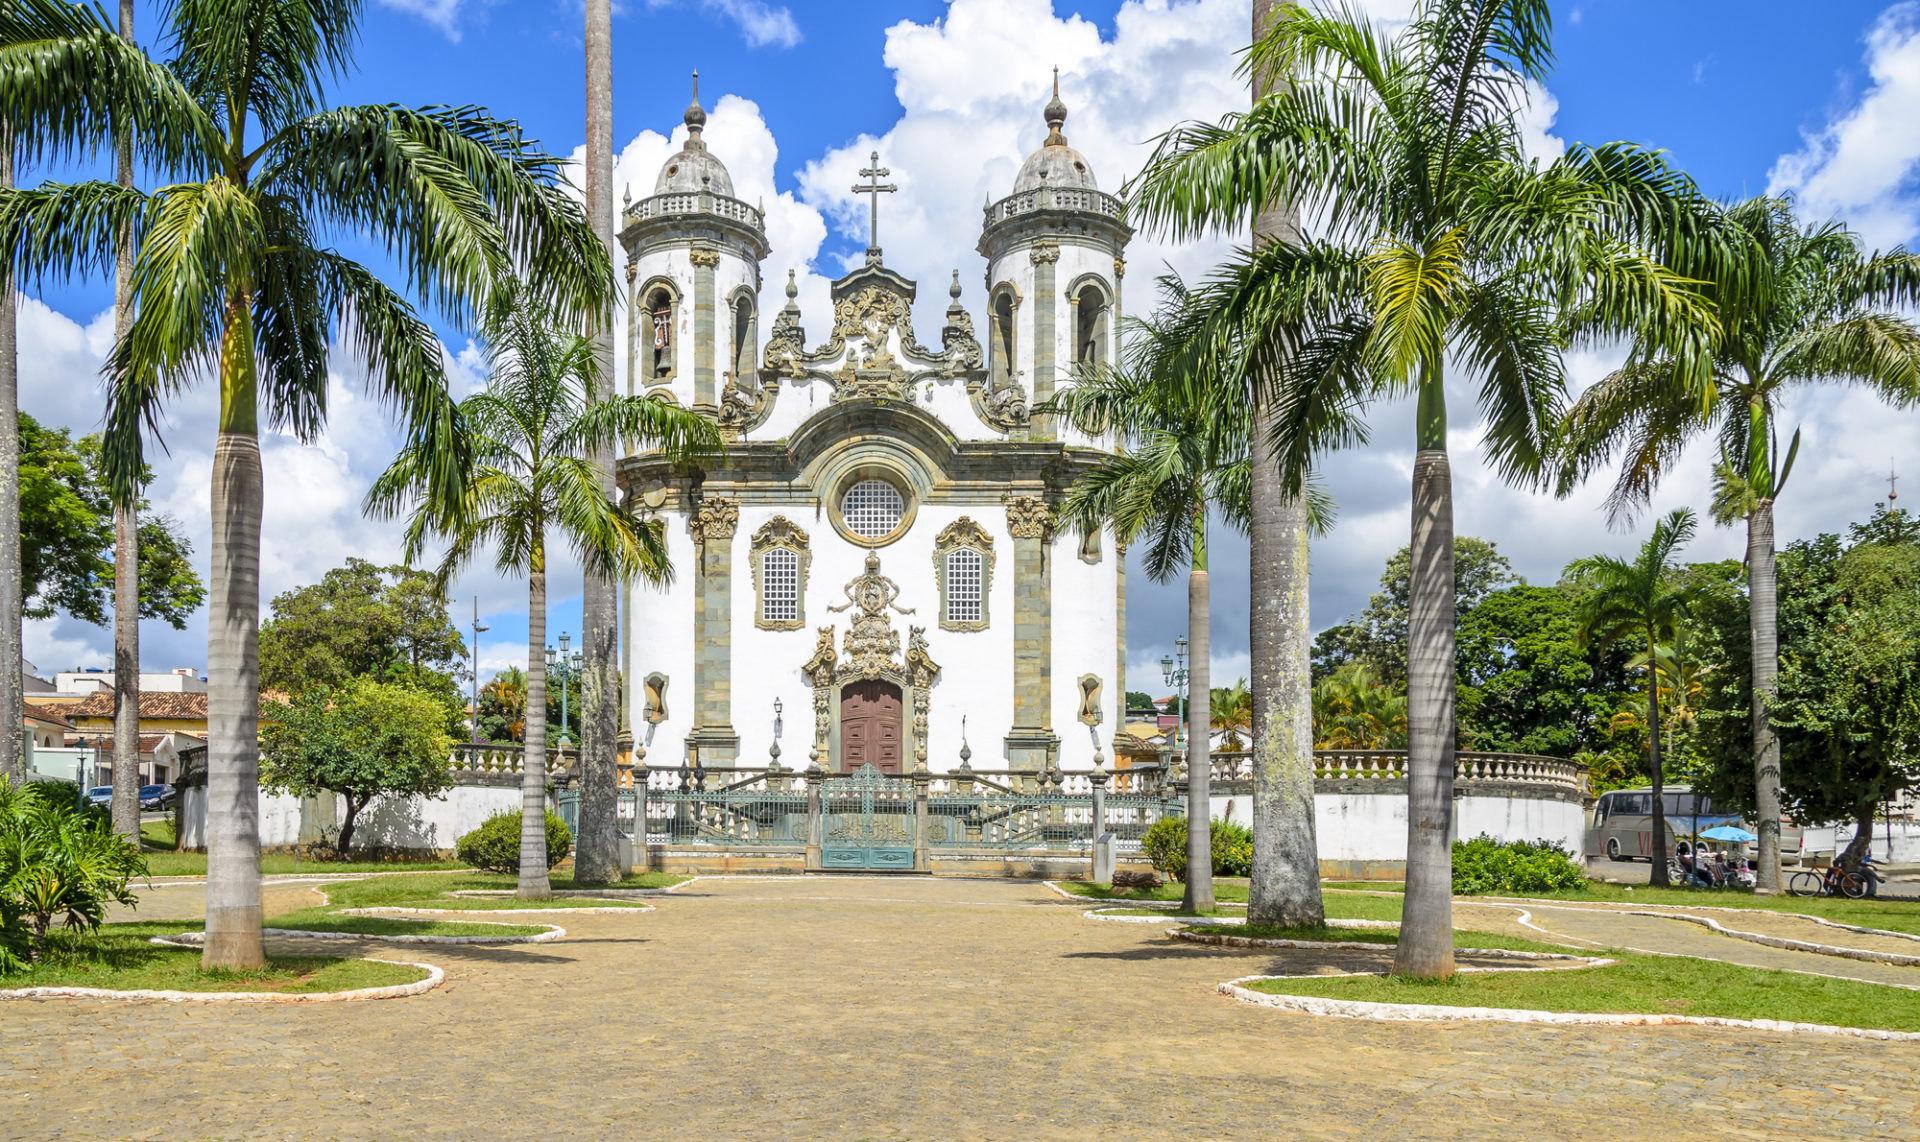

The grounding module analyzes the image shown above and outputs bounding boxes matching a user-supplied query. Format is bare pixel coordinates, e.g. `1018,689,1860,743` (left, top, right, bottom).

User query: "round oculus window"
841,479,906,540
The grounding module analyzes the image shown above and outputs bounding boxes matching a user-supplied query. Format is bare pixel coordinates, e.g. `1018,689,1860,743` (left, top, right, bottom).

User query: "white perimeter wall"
1214,792,1588,862
179,785,521,852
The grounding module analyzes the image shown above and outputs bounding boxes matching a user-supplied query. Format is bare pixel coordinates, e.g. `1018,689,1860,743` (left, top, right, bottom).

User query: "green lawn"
1469,881,1920,936
262,908,550,938
1245,952,1920,1032
0,922,428,994
140,850,472,877
317,871,684,912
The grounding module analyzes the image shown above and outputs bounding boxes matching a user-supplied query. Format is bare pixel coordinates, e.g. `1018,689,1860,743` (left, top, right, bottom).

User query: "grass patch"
140,819,176,849
1468,881,1920,936
1226,924,1569,954
139,851,473,877
317,871,682,912
262,908,549,938
1245,952,1920,1032
1323,880,1406,892
1056,880,1251,903
0,922,427,994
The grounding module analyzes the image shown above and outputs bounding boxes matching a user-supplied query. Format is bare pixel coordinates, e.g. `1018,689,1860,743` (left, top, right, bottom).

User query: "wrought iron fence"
640,768,810,847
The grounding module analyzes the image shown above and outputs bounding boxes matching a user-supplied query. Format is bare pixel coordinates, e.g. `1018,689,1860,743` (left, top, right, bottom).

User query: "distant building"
53,667,206,695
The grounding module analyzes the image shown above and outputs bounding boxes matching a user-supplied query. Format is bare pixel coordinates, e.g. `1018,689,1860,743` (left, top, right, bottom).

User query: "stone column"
912,769,931,872
1004,496,1058,770
1029,242,1059,441
691,247,720,412
1114,536,1127,729
687,496,740,766
804,759,824,870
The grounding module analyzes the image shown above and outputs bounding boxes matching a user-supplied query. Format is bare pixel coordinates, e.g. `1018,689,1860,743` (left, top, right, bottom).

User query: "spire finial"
1044,67,1069,146
683,69,707,148
785,268,799,301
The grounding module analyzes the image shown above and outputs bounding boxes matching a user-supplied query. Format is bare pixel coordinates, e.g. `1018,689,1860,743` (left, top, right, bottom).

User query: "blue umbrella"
1700,825,1757,843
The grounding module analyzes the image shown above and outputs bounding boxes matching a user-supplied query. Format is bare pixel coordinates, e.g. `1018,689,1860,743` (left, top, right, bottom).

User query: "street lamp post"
470,597,490,746
547,633,582,749
1159,635,1190,756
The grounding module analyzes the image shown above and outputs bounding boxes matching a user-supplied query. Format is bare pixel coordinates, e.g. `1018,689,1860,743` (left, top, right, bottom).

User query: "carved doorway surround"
802,553,941,772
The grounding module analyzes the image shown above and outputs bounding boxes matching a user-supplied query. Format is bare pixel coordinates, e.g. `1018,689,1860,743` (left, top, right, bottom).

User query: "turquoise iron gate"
821,764,916,870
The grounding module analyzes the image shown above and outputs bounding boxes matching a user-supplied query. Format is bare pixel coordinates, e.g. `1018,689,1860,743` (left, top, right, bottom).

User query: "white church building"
620,81,1130,776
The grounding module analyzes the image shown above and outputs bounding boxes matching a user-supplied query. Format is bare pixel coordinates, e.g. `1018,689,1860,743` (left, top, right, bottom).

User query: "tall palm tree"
1567,508,1697,887
0,82,17,783
369,285,716,899
574,0,621,887
1129,0,1730,975
0,0,611,967
1046,307,1252,917
109,0,139,843
1559,197,1920,891
1210,679,1253,751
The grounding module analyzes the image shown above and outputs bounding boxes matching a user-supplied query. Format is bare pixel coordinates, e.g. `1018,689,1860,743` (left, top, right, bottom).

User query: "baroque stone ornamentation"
1029,241,1061,264
1077,674,1103,726
715,376,778,440
688,247,722,268
1004,494,1056,542
828,552,914,679
688,496,739,542
761,270,808,377
749,516,812,631
932,516,995,633
831,285,914,348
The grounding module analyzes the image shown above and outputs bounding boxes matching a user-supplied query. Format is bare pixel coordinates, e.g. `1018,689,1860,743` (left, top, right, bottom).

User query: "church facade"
618,81,1130,776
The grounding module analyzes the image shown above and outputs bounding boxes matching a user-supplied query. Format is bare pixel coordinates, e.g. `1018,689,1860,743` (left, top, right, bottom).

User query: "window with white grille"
842,479,905,540
761,548,799,623
945,548,983,624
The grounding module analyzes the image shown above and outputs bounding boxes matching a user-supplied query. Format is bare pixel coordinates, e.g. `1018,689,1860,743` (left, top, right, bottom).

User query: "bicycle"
1786,863,1870,898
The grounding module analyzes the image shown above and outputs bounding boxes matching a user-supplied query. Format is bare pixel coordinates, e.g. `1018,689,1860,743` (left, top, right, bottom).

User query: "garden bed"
0,922,433,999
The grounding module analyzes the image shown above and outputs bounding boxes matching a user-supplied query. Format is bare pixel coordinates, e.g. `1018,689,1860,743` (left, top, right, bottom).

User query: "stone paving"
7,876,1920,1141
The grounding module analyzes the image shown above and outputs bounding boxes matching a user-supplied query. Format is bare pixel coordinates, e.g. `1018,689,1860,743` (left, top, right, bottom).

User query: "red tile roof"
22,703,75,729
62,691,210,722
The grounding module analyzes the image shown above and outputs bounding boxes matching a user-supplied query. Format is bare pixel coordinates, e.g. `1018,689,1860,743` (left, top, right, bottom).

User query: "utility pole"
469,597,489,745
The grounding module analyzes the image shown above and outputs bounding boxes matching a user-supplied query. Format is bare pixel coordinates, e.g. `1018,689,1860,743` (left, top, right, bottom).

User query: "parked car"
138,783,176,811
84,785,113,807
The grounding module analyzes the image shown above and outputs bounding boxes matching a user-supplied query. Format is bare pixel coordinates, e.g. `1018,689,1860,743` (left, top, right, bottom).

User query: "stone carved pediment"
762,268,985,403
827,552,914,678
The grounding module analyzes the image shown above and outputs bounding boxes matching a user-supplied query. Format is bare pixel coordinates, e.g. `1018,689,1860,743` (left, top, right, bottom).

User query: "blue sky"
18,0,1920,702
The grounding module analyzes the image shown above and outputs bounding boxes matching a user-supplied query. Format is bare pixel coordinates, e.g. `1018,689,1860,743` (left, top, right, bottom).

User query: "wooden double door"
840,680,904,774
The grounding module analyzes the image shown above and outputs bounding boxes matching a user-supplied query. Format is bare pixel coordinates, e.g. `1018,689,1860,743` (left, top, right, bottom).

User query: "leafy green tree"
1455,584,1637,758
0,0,610,969
1211,679,1253,750
258,559,466,695
1560,198,1920,890
259,677,455,854
476,666,528,744
1567,509,1699,887
1315,538,1518,683
1311,663,1407,749
1123,690,1156,715
16,413,202,627
368,284,717,899
1132,0,1730,974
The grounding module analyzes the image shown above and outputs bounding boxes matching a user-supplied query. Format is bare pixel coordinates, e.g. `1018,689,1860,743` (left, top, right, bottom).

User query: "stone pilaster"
1004,495,1058,770
1114,534,1127,730
687,495,739,766
691,247,720,411
1030,242,1058,440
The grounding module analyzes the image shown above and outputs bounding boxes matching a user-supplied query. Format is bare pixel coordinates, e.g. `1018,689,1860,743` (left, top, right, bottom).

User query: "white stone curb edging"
161,924,565,946
0,952,444,1004
1176,929,1603,963
1622,910,1920,967
339,903,651,916
1217,974,1920,1040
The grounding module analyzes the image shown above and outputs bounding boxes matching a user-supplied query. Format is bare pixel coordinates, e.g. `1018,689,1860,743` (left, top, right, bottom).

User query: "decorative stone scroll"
1004,495,1056,542
688,247,722,268
688,496,739,543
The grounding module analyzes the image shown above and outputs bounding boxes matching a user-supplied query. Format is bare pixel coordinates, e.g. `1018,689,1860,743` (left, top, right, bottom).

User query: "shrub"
1111,869,1163,891
456,810,572,874
1451,834,1586,895
1140,816,1254,882
0,779,148,973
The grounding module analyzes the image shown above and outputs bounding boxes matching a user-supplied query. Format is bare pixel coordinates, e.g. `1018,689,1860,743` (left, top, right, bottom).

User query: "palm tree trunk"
1748,501,1782,892
1245,0,1324,930
573,0,621,886
1182,517,1214,913
1646,656,1670,887
0,128,21,783
520,554,553,899
1395,438,1456,979
110,4,140,836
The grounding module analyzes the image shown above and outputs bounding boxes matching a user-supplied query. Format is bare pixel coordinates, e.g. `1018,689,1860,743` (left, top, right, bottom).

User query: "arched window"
750,517,811,631
990,289,1018,389
1072,280,1110,370
642,284,678,384
932,517,995,632
730,292,757,382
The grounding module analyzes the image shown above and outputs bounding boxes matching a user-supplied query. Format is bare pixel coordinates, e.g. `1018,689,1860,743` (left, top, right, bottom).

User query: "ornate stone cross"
853,151,897,258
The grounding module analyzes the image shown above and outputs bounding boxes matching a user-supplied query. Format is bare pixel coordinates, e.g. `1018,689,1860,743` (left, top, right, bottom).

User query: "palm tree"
1312,663,1407,749
108,0,139,843
574,0,621,887
1559,197,1920,891
1046,306,1252,917
369,285,716,899
1210,679,1253,751
1567,508,1698,888
1128,0,1729,976
0,0,611,967
481,666,530,742
0,87,17,783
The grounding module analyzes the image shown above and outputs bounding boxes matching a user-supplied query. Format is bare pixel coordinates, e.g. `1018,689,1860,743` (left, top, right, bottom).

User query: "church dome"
654,74,736,198
1012,72,1097,193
